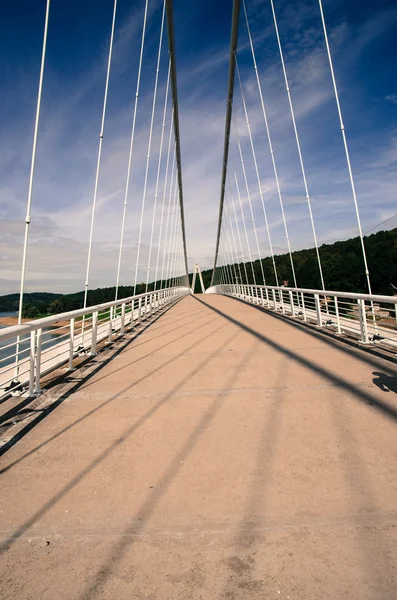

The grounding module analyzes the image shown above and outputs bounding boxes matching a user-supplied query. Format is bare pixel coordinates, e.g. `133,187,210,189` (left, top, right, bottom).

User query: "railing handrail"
0,286,190,342
210,284,397,305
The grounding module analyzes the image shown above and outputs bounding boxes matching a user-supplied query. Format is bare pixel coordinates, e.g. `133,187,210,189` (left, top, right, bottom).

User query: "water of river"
0,312,61,369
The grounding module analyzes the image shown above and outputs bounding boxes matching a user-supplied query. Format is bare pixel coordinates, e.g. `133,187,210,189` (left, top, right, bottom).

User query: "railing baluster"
28,330,36,397
334,297,341,334
34,328,42,395
358,299,369,343
300,292,307,321
289,291,295,317
315,294,322,327
69,318,75,370
91,311,98,355
121,303,126,335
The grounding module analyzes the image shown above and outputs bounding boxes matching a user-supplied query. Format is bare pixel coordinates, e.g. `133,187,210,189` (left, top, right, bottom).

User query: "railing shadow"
228,293,397,369
0,298,204,461
192,296,397,423
0,317,237,554
0,305,219,470
1,292,396,597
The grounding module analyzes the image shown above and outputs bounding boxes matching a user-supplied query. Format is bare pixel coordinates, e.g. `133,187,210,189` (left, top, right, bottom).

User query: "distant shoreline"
0,316,83,333
0,316,28,327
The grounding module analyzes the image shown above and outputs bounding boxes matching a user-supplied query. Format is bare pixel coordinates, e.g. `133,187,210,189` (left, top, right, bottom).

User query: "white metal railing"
207,283,397,352
0,287,189,399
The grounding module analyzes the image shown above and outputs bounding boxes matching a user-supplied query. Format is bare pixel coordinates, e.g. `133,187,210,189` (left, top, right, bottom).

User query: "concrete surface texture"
0,293,396,599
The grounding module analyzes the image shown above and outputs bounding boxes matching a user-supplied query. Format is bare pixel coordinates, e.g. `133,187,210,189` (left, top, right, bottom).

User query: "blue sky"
0,0,396,293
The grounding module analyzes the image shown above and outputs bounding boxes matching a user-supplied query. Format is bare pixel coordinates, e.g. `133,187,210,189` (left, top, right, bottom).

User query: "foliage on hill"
3,281,175,318
0,292,62,314
1,228,395,316
192,228,397,296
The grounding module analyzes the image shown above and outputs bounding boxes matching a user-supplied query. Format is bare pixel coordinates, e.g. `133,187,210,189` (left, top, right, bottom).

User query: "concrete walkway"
0,294,396,599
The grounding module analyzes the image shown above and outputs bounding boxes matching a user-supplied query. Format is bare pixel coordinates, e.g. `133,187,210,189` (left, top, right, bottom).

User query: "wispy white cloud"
0,0,395,295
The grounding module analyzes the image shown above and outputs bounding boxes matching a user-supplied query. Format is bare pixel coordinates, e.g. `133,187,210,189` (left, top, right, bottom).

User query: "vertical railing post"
91,311,98,355
108,308,113,343
138,297,142,323
315,294,322,327
260,288,264,306
34,328,42,395
358,299,369,343
334,297,341,334
28,330,36,397
289,291,295,317
264,287,269,306
272,289,276,310
300,293,307,322
69,318,75,370
280,289,285,314
121,303,126,335
132,299,136,326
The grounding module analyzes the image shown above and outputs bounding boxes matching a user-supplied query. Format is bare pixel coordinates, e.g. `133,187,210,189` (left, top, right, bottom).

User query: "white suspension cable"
234,63,282,287
222,211,239,283
166,171,181,287
173,214,183,288
133,0,166,296
235,47,296,287
225,227,239,283
165,181,179,286
220,234,232,284
226,181,249,283
221,236,234,284
114,0,149,300
171,225,182,288
234,61,281,287
18,0,51,327
176,233,184,287
154,109,174,289
218,238,229,284
267,0,325,291
225,199,243,284
160,155,177,287
15,0,51,377
165,175,179,288
232,116,266,285
318,0,372,295
169,225,178,288
145,60,171,292
233,169,257,284
83,0,118,309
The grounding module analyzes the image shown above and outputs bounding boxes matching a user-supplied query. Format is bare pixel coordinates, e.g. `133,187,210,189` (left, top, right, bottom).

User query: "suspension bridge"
0,1,396,598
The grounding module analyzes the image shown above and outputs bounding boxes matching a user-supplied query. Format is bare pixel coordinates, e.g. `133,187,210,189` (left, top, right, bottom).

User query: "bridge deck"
1,294,396,599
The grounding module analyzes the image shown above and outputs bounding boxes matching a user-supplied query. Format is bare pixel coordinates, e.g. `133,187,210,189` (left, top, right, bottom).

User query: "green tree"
22,305,39,319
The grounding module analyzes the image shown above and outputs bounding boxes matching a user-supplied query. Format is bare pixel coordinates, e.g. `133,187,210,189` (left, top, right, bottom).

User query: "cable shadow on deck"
0,300,210,463
79,333,257,600
192,296,397,423
0,318,239,555
228,295,397,372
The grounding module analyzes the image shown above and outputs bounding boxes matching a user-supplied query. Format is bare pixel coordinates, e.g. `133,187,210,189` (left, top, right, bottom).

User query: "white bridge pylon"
191,264,205,294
